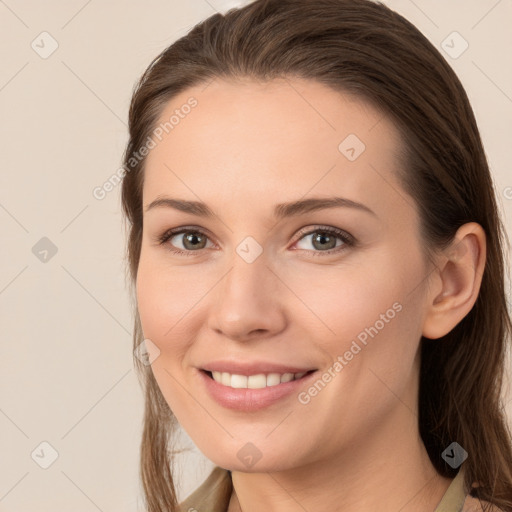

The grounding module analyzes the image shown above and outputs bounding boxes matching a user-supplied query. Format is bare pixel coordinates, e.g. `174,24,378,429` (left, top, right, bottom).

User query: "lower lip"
198,369,317,412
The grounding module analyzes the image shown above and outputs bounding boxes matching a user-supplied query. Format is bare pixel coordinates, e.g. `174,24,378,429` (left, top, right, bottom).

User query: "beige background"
0,0,511,510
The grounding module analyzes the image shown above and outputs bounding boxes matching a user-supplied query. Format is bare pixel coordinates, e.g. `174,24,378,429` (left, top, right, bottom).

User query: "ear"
422,222,486,340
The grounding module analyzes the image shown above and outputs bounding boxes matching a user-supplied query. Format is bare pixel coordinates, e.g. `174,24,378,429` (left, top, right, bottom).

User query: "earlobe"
422,222,486,340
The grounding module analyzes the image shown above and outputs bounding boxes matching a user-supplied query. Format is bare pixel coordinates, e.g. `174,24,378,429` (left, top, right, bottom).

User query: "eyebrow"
144,195,376,219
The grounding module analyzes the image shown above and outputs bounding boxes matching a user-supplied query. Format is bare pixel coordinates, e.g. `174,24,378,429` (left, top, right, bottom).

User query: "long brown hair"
120,1,512,510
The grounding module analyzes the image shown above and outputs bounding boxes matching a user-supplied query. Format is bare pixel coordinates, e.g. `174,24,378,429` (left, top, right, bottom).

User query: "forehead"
142,77,407,220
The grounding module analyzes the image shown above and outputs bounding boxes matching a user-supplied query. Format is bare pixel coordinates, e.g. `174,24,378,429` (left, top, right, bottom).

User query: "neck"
227,404,452,512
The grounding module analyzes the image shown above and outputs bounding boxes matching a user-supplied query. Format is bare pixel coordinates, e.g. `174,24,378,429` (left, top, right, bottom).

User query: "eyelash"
156,225,355,258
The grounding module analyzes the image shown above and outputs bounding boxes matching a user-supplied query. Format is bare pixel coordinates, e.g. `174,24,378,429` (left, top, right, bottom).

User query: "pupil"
184,232,205,249
314,232,335,250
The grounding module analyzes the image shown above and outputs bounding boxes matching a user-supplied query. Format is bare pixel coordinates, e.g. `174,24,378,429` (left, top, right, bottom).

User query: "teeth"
221,372,231,386
210,370,309,388
231,374,247,388
266,373,281,387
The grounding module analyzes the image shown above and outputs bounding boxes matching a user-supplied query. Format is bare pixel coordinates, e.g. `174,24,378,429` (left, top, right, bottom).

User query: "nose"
207,250,287,342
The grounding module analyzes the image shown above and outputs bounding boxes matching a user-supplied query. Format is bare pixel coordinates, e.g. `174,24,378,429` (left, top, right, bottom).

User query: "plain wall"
0,0,511,510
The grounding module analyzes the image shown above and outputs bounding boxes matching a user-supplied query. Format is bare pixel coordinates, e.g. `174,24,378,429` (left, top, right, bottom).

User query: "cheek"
284,252,425,367
284,265,401,335
135,257,191,363
287,263,424,445
136,253,200,338
135,259,200,417
136,264,168,341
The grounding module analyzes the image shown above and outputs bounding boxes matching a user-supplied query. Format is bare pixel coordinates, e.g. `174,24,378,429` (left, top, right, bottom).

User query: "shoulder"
178,466,233,512
437,465,505,512
462,492,505,512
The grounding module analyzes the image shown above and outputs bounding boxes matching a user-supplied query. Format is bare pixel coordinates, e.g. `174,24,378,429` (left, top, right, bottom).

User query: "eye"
156,225,355,257
292,226,354,257
157,227,215,256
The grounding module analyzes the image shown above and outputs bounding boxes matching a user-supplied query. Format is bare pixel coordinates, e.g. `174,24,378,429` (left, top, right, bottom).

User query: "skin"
136,77,486,512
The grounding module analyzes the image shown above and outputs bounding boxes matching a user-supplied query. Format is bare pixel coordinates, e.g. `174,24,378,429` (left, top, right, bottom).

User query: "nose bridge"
222,241,274,305
208,239,285,338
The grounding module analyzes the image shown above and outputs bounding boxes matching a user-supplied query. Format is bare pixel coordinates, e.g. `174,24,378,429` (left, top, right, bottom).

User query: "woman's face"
136,77,434,472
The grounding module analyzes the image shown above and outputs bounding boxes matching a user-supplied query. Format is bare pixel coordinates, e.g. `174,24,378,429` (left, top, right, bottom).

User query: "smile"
208,370,314,389
199,368,318,411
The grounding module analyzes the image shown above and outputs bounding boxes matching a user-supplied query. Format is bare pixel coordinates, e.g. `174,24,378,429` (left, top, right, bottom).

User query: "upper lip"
200,360,317,375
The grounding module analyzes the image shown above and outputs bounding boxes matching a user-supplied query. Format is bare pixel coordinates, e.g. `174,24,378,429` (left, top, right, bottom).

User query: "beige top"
179,462,490,512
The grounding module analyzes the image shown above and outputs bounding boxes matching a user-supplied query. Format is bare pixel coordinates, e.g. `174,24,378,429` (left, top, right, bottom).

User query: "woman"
121,0,512,510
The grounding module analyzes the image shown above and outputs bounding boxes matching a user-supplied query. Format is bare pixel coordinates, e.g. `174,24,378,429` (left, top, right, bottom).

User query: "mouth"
198,366,319,411
201,369,317,389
